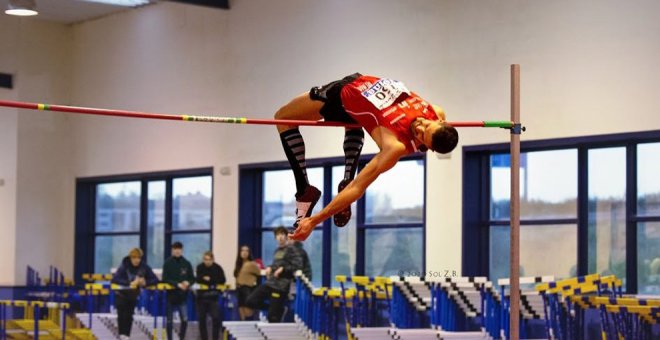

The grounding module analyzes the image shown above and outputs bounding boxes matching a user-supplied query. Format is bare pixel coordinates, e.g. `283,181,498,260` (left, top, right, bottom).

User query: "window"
261,168,324,287
489,150,578,281
331,166,357,282
464,131,660,294
75,169,213,279
363,159,424,277
637,143,660,294
94,182,141,274
240,156,425,287
588,148,626,285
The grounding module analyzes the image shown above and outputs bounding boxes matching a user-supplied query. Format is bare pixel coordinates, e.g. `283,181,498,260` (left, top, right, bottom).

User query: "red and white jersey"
340,75,439,153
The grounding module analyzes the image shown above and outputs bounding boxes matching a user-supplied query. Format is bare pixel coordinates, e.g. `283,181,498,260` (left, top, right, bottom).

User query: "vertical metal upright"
509,64,521,340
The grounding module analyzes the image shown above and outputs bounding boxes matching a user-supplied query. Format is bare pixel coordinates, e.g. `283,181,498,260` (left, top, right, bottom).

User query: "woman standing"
233,245,261,320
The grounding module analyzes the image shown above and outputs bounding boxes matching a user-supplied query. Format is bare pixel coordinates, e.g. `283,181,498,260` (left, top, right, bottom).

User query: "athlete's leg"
334,127,364,227
275,93,323,227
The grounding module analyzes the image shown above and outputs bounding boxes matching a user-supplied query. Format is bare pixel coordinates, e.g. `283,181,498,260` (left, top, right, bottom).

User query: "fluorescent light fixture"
80,0,150,7
5,0,38,16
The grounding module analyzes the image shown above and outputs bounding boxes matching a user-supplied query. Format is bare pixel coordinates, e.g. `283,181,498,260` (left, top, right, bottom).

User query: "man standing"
245,227,302,322
111,248,159,340
195,251,226,340
162,242,195,340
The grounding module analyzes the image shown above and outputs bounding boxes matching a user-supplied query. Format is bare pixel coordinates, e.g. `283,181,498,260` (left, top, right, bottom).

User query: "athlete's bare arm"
289,128,407,240
432,104,446,121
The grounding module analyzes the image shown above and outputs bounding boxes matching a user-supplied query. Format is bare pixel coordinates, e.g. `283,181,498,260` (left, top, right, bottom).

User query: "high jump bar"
0,99,514,128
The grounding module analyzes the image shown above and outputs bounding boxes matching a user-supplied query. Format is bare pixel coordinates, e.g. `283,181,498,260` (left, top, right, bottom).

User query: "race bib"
361,78,410,110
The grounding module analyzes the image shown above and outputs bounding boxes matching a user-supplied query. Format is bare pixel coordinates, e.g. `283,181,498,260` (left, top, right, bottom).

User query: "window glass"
331,166,356,286
96,182,141,232
172,176,212,230
638,222,660,294
365,228,423,277
490,224,577,282
366,160,424,224
491,150,577,220
262,168,324,228
588,148,626,284
95,235,140,274
637,143,660,216
147,181,166,268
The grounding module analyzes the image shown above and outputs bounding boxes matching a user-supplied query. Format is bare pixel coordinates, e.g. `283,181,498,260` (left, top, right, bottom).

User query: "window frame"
239,153,426,287
74,167,213,282
463,129,660,294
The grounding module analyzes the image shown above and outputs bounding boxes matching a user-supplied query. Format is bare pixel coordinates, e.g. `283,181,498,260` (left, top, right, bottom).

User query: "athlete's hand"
289,218,315,241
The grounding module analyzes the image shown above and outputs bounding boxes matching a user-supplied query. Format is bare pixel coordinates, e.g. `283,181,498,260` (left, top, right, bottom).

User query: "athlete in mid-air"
275,73,459,241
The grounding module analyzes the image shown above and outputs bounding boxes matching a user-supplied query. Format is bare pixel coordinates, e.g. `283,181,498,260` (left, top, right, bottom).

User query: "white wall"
0,16,19,286
0,16,72,285
2,0,660,284
14,18,73,282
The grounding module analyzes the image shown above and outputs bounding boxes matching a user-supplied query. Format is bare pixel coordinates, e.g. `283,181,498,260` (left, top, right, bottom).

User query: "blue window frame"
239,154,426,287
463,130,660,294
75,168,213,281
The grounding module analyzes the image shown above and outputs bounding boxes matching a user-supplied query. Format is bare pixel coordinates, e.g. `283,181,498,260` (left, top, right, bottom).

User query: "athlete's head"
412,119,459,154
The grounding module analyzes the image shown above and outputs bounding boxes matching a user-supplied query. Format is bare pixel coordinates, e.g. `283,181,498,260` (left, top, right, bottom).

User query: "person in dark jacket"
195,251,226,340
245,226,303,322
162,242,195,340
111,248,159,340
291,240,312,281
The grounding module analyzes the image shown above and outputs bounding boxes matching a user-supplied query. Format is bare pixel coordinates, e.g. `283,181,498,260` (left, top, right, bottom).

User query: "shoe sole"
294,187,322,228
333,180,352,227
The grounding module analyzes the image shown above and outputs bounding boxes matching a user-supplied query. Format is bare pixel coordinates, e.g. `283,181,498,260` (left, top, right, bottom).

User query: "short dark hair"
273,226,289,237
172,241,183,249
430,124,459,154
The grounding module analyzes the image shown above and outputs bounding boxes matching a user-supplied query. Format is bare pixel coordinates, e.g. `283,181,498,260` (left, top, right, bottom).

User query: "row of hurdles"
287,272,658,340
4,268,658,339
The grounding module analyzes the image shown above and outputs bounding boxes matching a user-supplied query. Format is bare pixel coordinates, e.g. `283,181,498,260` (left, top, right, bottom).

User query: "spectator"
162,242,195,340
111,248,159,340
245,227,302,322
233,245,261,320
195,251,226,340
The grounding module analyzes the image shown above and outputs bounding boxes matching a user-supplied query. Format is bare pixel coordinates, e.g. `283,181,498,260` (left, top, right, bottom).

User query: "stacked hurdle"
497,276,554,339
80,279,112,330
336,276,392,330
430,277,489,332
535,274,623,339
294,271,347,340
570,295,660,340
26,266,75,304
0,300,93,340
389,276,431,329
362,276,494,339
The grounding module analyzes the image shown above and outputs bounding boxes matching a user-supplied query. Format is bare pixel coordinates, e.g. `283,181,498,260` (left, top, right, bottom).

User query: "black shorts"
237,285,256,307
309,73,361,124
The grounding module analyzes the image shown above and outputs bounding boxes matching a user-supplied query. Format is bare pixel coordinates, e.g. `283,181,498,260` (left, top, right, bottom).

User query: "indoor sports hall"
1,1,659,339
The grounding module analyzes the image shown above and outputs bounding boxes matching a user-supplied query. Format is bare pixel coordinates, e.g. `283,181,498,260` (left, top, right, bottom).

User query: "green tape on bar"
484,121,514,128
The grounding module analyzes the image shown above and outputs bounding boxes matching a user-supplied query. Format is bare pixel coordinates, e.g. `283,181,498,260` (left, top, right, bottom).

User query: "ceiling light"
5,0,38,16
80,0,151,7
